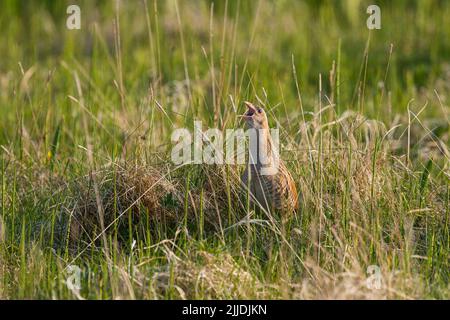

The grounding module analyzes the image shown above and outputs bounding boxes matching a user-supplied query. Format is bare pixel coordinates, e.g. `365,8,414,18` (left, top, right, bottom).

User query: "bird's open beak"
240,101,256,119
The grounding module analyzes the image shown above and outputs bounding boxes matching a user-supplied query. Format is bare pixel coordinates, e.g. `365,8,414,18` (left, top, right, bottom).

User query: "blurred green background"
0,0,449,166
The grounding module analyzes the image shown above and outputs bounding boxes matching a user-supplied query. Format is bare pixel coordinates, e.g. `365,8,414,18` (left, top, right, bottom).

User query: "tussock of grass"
68,165,183,242
149,250,267,299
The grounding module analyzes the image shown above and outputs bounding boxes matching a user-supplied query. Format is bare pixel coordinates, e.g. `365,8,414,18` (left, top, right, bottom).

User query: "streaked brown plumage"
241,101,298,213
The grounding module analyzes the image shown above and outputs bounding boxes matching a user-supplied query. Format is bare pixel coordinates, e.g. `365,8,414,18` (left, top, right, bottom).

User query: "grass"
0,0,449,299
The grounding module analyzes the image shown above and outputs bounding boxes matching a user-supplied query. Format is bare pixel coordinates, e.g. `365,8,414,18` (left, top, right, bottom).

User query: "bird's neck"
253,127,275,169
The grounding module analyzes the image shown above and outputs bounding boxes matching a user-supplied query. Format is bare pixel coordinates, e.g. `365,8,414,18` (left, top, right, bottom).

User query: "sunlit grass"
0,0,449,299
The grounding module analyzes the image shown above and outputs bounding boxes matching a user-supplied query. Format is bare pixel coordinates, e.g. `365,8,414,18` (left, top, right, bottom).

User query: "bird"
240,101,298,213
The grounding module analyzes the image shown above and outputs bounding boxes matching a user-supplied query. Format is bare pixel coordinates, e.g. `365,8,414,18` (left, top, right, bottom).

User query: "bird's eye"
258,109,262,113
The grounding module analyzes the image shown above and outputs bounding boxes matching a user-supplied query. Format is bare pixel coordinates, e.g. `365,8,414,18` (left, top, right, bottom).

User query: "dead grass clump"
68,164,185,242
118,165,183,219
66,161,246,244
190,164,248,227
290,259,425,299
150,251,269,299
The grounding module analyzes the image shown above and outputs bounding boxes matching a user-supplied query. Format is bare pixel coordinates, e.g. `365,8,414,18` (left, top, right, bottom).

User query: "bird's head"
242,101,268,130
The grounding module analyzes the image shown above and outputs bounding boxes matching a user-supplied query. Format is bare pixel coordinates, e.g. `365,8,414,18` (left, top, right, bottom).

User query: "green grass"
0,0,449,299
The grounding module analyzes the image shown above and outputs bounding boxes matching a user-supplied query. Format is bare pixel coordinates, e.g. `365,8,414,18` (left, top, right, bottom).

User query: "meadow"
0,0,449,299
